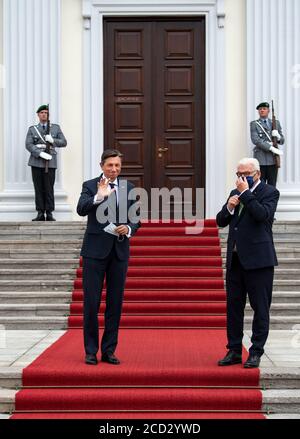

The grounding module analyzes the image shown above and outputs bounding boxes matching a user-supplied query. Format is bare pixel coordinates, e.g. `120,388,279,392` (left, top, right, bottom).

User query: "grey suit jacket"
25,123,67,169
250,119,285,166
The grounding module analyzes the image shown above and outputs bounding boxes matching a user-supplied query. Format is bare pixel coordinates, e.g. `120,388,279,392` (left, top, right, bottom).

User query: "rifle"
271,100,281,169
45,104,51,173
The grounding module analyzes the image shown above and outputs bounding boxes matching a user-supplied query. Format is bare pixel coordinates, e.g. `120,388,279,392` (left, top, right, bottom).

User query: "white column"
0,0,71,220
247,0,300,219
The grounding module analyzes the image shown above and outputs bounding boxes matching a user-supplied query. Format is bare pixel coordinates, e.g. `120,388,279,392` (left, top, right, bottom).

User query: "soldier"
25,105,67,221
250,102,284,187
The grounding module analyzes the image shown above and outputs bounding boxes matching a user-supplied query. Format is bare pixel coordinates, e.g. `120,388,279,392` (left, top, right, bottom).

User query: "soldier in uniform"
25,105,67,221
250,102,284,187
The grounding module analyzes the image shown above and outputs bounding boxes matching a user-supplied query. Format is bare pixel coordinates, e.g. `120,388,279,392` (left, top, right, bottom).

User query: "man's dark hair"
101,149,123,165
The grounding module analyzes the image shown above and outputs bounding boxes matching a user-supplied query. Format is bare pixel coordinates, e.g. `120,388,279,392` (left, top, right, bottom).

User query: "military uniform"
25,105,67,220
250,102,285,187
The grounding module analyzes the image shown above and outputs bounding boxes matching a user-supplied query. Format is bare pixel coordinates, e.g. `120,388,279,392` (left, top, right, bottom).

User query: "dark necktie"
109,183,118,222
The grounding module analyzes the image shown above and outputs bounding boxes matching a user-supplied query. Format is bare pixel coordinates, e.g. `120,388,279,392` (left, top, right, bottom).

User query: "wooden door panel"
104,18,205,214
104,21,152,190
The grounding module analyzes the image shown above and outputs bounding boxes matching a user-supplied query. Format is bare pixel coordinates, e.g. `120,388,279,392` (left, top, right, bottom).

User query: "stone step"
0,279,299,292
0,303,299,318
0,259,79,270
263,390,300,414
1,385,300,416
0,304,70,317
222,248,300,258
0,315,299,330
0,221,86,228
2,229,299,240
0,316,68,330
219,231,300,240
0,290,299,304
2,391,300,416
1,257,300,270
0,388,17,414
0,220,299,231
0,267,299,281
0,292,72,304
0,368,23,390
0,367,299,392
0,280,73,292
261,369,300,390
0,240,82,250
0,238,299,250
0,269,76,280
0,249,80,259
267,414,300,419
221,239,300,248
0,230,86,240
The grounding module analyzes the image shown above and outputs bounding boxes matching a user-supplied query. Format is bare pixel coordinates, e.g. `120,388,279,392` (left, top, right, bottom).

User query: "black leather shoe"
85,354,98,365
244,354,261,368
46,212,56,221
218,350,242,366
32,213,45,221
101,353,120,365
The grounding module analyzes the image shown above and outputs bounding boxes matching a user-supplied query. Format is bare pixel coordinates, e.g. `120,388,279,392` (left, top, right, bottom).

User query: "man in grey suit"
250,102,284,187
25,105,67,221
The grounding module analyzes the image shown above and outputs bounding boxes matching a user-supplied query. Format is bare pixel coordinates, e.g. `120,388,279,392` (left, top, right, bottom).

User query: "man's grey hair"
237,158,260,172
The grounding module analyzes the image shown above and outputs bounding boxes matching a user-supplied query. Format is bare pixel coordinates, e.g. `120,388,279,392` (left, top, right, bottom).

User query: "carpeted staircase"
11,220,265,419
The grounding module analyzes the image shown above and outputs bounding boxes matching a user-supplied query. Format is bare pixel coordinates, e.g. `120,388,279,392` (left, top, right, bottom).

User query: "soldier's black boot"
32,211,45,221
46,211,56,221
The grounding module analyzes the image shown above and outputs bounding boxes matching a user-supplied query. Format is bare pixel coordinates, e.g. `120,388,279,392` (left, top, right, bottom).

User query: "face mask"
246,176,255,188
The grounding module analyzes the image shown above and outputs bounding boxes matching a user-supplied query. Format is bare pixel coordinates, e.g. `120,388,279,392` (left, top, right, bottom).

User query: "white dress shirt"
93,177,131,238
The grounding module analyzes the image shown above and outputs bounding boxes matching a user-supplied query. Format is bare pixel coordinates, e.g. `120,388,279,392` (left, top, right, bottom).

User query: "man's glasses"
236,171,257,178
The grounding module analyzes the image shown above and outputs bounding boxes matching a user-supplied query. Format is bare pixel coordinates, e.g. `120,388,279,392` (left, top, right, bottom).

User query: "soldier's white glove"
269,146,283,156
45,134,54,144
39,152,52,161
272,129,281,141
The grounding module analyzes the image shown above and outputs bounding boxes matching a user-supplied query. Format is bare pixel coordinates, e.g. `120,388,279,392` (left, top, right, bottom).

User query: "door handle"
157,147,169,153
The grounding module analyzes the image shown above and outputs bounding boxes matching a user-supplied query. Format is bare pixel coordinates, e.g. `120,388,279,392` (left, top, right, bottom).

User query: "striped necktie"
238,202,244,216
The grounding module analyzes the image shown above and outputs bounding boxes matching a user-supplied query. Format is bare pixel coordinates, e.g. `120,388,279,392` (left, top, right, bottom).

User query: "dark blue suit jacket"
216,181,279,270
77,176,140,260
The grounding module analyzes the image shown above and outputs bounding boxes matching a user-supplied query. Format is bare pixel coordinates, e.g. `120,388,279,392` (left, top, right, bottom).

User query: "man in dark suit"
77,149,140,365
216,158,279,368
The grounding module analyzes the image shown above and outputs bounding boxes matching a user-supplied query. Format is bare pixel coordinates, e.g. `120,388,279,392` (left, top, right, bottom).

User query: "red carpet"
11,220,265,419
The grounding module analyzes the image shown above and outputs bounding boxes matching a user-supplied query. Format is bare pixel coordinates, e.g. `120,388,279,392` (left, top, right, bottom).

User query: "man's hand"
236,176,249,193
272,129,281,141
115,225,129,236
270,146,283,156
96,177,115,200
39,152,52,161
227,195,240,211
45,134,54,144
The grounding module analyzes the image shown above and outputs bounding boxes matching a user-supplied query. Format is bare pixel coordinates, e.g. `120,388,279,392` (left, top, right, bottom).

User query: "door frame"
82,0,226,218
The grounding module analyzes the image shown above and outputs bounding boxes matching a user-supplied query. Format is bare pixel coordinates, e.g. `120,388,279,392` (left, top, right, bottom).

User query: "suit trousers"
260,165,278,187
226,252,274,357
31,166,56,213
82,246,128,356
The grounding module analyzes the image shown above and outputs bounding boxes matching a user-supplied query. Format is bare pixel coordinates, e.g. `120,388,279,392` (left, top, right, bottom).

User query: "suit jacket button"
234,227,238,231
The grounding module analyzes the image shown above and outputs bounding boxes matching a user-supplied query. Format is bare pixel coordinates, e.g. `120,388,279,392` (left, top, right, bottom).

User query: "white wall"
224,0,247,193
61,0,84,219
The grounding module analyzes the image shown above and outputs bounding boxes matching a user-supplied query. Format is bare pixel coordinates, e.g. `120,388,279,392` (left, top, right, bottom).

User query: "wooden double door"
104,18,206,211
